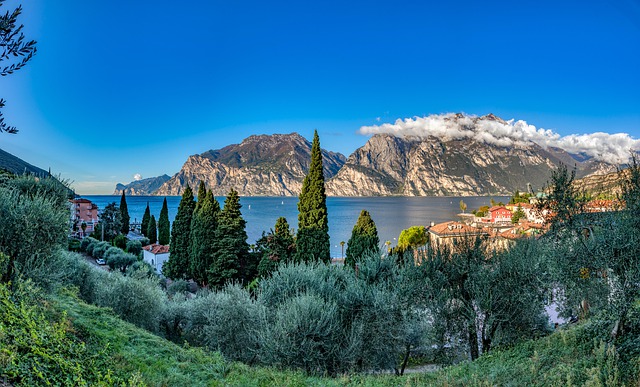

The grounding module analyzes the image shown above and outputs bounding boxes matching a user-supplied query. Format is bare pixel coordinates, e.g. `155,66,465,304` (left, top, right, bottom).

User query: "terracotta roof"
71,198,93,204
489,206,510,213
143,244,170,254
428,221,487,237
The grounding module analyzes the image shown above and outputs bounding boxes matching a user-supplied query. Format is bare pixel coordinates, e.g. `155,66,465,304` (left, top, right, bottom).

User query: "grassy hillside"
4,283,637,386
0,148,48,176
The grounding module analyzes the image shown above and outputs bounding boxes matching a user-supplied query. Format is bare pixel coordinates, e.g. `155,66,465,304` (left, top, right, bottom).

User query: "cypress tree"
257,216,296,277
189,190,220,286
148,215,157,244
120,191,130,235
164,185,196,280
209,188,251,287
296,130,330,263
141,202,150,237
345,210,380,268
196,181,206,207
158,197,170,245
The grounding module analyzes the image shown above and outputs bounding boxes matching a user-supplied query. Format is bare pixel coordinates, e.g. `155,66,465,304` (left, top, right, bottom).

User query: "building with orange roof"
428,221,488,253
143,244,170,274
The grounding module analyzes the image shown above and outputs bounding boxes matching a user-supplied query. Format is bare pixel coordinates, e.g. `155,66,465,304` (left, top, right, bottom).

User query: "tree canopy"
119,191,130,235
158,197,170,245
345,210,379,268
165,185,196,280
0,1,37,134
296,130,330,263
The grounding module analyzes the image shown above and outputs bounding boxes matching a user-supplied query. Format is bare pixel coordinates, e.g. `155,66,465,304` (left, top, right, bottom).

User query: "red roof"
489,206,510,213
71,198,93,204
143,244,170,254
428,221,487,237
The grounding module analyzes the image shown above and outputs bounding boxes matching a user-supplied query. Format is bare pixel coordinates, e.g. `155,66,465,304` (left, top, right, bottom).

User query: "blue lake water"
84,195,508,258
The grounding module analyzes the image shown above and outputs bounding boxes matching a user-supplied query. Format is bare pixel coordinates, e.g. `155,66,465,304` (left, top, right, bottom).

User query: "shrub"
126,239,143,256
80,237,98,252
91,241,111,259
68,238,81,252
202,284,264,364
95,273,166,332
113,234,127,249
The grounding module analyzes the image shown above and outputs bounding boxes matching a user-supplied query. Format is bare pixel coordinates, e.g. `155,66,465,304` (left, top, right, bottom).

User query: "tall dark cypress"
141,202,150,238
148,215,157,244
158,197,170,245
196,181,206,207
189,190,220,286
345,210,380,268
296,130,330,263
120,191,130,235
257,216,296,278
209,188,250,287
164,185,196,280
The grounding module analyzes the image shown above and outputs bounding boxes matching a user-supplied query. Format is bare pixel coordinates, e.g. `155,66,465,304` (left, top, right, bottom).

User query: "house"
427,221,488,252
70,198,99,237
489,206,512,223
142,244,170,274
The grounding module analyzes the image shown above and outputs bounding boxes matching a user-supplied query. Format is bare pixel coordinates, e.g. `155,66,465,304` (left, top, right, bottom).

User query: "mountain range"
114,114,624,197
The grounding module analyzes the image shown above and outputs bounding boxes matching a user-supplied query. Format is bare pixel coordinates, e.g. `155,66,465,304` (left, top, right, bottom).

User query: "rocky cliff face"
155,133,346,196
113,175,171,195
326,130,616,197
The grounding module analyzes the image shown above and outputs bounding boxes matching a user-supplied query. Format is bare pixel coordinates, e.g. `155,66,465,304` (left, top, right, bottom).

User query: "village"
68,191,621,273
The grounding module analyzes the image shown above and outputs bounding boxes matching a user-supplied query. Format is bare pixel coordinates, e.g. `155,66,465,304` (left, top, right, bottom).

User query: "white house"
142,244,170,274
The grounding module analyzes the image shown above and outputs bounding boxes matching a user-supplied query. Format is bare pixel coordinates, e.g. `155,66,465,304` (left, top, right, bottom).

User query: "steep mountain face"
0,148,49,176
326,130,616,197
113,175,171,195
155,133,346,196
573,169,629,198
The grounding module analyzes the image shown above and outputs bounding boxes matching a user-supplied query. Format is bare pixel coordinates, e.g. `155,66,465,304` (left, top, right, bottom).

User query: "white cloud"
133,173,142,181
359,113,640,164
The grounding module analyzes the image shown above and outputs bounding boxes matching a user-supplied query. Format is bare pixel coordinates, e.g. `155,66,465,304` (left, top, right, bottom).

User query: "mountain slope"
326,114,616,196
113,174,171,195
155,133,346,196
0,147,49,176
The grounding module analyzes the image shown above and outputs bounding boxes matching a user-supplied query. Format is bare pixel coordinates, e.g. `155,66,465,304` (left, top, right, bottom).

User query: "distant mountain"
113,175,171,195
325,114,617,196
573,168,630,198
0,147,49,176
155,133,346,196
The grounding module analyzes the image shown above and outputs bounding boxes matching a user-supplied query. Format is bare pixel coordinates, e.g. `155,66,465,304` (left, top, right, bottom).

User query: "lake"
84,195,508,258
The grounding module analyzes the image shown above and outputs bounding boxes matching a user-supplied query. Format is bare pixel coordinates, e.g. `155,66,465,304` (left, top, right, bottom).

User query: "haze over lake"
85,195,508,257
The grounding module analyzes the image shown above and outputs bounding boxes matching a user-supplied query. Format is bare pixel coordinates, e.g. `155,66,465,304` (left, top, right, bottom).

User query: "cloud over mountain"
359,113,640,164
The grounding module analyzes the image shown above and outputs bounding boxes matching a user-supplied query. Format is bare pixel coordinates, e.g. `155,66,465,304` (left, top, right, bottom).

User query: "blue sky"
1,0,639,194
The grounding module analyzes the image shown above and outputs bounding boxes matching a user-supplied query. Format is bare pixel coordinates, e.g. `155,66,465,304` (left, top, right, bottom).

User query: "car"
96,259,106,265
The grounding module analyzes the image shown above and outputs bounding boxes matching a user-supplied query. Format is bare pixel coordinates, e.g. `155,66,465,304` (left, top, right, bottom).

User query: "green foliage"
68,238,81,252
345,210,380,268
509,190,532,205
209,188,251,287
80,237,98,253
189,190,220,285
105,247,139,274
100,202,122,242
165,184,196,280
0,281,120,386
296,130,330,263
0,177,69,283
537,163,586,233
256,217,296,278
126,239,142,256
91,241,110,259
120,191,130,235
202,284,264,364
147,215,157,244
511,205,526,224
141,202,150,237
397,225,427,253
0,1,36,134
473,205,490,217
113,234,127,249
459,199,467,213
158,197,170,245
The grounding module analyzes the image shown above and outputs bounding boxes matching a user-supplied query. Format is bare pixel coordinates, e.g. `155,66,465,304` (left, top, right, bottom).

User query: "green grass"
5,286,638,386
